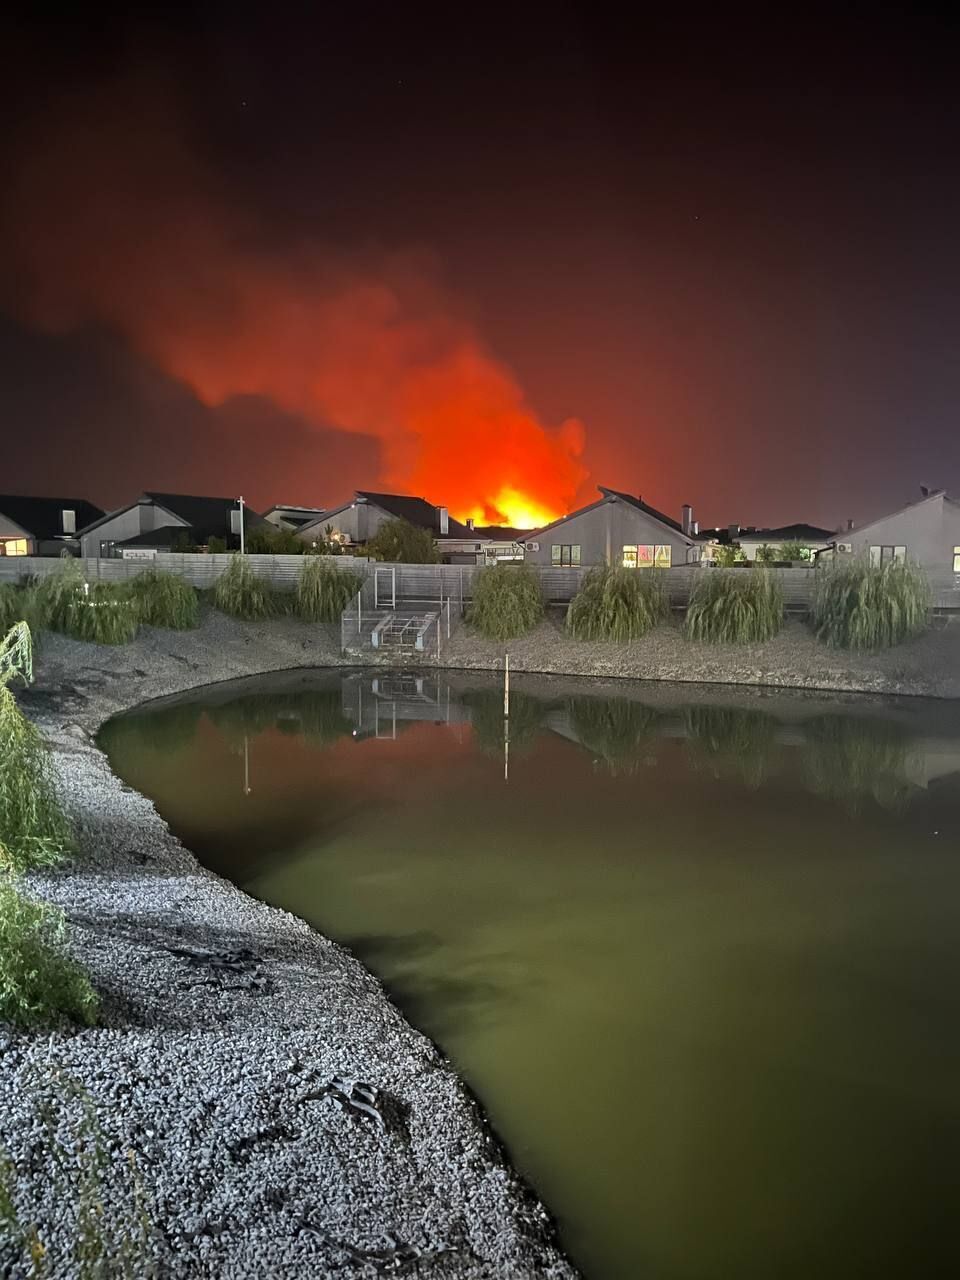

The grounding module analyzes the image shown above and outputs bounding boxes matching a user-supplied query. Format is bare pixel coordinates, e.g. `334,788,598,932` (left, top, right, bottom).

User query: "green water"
99,669,960,1279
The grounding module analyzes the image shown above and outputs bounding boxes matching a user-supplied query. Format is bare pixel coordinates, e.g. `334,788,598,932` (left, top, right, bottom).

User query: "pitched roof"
143,492,264,530
527,486,693,543
738,523,836,541
114,525,194,548
352,491,471,538
842,489,956,539
0,495,104,540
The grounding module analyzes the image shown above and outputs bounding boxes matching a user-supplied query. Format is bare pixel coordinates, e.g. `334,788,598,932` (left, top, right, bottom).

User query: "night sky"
2,7,959,528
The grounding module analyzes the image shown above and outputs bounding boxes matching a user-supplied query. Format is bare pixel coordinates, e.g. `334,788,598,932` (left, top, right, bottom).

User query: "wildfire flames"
4,82,586,527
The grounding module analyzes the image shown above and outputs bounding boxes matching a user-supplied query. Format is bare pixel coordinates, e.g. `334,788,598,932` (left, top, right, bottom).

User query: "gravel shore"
4,617,579,1280
4,604,957,1276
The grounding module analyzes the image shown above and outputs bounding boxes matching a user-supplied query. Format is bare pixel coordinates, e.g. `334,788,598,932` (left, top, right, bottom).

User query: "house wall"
80,503,188,557
846,498,960,573
738,536,831,561
0,513,35,555
523,499,696,567
298,503,392,546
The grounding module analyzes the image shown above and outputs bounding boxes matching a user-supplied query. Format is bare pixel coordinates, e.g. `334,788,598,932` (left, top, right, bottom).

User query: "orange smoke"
3,81,586,527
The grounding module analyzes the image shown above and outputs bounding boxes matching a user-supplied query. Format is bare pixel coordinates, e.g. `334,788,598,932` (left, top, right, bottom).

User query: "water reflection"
99,671,960,1279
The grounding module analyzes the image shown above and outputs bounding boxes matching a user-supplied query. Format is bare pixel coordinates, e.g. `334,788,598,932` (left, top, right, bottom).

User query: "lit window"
0,538,28,556
953,547,960,573
655,545,672,568
622,546,638,568
551,544,580,566
637,545,654,568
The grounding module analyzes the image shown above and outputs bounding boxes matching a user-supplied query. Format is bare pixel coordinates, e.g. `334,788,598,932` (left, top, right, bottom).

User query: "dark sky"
2,5,959,527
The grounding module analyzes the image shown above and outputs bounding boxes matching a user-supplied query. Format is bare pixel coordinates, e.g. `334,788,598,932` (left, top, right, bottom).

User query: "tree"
755,543,777,564
245,525,305,555
713,543,745,567
778,541,810,562
365,518,440,563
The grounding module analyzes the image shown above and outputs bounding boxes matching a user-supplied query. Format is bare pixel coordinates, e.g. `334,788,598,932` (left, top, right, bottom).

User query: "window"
954,547,960,574
61,508,76,534
551,544,581,566
622,544,671,568
0,538,28,556
870,545,906,566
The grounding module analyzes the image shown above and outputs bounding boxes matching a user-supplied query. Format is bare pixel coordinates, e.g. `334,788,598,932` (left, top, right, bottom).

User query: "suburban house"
832,488,960,574
521,486,699,568
699,521,837,561
263,504,328,532
0,496,105,557
78,492,267,558
297,491,469,550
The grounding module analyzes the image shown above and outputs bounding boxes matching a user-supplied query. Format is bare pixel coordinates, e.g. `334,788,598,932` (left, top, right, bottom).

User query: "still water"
99,669,960,1279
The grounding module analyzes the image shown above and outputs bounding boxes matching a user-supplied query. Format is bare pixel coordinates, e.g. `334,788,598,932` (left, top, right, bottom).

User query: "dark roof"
598,487,685,533
354,491,471,538
471,525,533,541
740,523,836,541
0,495,104,540
144,492,265,529
113,525,193,548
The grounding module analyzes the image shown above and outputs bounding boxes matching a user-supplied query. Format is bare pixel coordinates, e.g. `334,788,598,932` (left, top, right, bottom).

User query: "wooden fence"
1,554,958,610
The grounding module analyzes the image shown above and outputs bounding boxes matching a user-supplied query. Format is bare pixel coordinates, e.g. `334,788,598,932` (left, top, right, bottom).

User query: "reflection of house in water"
342,673,471,740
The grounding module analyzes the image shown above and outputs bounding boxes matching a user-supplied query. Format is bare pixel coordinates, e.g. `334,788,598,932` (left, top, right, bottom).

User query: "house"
700,522,836,562
263,504,327,532
438,523,531,565
0,495,105,557
521,486,699,568
78,492,267,558
833,488,960,574
296,491,478,557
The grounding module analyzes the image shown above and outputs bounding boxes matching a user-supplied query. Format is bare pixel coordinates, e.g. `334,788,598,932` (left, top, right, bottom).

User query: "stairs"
372,611,439,652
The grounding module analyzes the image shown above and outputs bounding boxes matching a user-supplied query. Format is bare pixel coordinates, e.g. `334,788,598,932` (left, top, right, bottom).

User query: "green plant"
213,556,275,620
296,557,363,621
778,540,810,561
0,878,97,1027
206,535,227,554
712,544,745,567
811,558,929,650
755,544,777,564
468,565,544,639
0,584,22,634
246,525,305,555
685,567,783,643
0,1073,157,1276
683,705,777,788
170,531,198,553
568,696,660,775
0,624,72,871
365,518,440,564
567,566,669,641
129,569,199,630
33,563,139,645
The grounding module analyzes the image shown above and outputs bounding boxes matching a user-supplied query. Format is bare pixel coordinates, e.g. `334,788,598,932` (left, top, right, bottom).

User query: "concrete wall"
523,498,697,568
846,496,960,572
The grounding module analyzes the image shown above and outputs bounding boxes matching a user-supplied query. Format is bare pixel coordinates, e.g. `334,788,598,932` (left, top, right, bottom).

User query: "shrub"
34,563,139,645
0,877,98,1027
755,544,777,564
468,565,544,639
712,544,745,567
568,696,660,775
365,518,440,564
0,584,22,634
129,569,199,630
206,535,227,554
213,556,275,620
0,624,72,871
296,558,363,622
567,566,668,641
811,558,929,650
778,540,810,561
685,567,783,644
246,525,305,555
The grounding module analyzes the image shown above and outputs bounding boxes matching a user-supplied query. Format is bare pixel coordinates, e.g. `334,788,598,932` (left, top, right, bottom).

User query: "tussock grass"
129,569,199,630
685,568,783,644
296,558,363,622
683,705,777,789
568,695,660,775
811,559,929,650
0,624,71,871
567,567,669,641
213,556,275,620
468,565,544,640
0,584,23,634
0,878,98,1027
34,562,139,645
803,715,914,812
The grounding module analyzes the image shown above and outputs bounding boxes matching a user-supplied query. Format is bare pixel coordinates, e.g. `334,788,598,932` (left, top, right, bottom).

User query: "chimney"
466,517,475,531
846,518,855,531
692,520,699,535
727,523,740,540
437,505,449,535
681,503,693,535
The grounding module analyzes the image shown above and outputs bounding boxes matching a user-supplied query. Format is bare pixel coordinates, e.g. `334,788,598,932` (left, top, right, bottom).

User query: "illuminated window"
623,544,671,568
954,547,960,573
0,538,28,556
622,546,638,568
551,544,581,566
870,545,907,566
655,545,672,568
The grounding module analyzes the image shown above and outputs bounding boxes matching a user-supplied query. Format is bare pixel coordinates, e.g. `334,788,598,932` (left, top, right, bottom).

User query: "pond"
99,669,960,1280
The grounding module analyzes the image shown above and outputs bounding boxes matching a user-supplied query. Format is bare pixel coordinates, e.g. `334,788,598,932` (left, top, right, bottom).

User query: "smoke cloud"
3,78,586,525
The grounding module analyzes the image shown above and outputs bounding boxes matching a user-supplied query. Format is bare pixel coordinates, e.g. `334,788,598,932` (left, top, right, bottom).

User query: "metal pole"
239,496,245,556
503,652,510,717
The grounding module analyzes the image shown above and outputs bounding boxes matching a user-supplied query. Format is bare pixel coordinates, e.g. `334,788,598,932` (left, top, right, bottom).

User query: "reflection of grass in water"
206,689,352,749
568,696,660,776
683,706,778,790
803,716,914,813
461,690,548,758
99,702,204,758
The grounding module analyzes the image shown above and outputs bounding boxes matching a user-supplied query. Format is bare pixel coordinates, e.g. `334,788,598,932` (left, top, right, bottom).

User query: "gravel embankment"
3,616,578,1280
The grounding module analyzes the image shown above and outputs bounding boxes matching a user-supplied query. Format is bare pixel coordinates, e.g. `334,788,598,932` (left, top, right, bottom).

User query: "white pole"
239,496,245,555
503,652,510,784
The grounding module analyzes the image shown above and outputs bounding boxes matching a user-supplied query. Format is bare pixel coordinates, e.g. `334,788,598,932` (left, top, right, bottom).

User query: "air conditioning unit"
526,541,539,552
837,542,852,553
